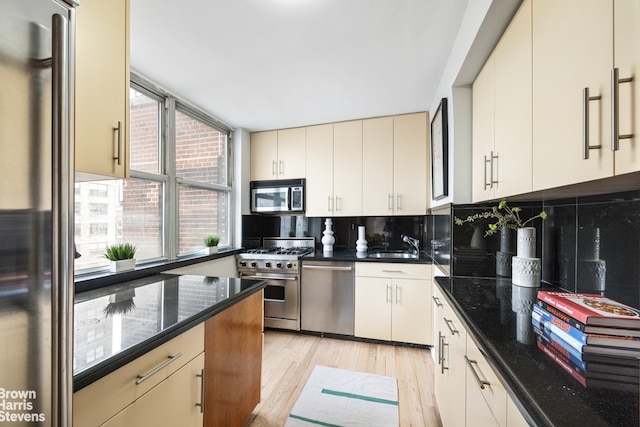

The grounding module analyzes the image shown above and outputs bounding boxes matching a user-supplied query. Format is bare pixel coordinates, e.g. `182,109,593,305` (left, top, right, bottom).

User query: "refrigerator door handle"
52,12,74,427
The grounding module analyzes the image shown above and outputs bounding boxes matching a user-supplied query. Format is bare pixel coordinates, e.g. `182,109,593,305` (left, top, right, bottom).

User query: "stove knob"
239,261,247,267
250,261,257,268
276,262,283,268
265,261,271,268
286,262,293,269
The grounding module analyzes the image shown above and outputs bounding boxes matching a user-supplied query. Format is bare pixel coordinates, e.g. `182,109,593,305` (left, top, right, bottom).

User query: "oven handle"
301,265,353,271
241,275,298,281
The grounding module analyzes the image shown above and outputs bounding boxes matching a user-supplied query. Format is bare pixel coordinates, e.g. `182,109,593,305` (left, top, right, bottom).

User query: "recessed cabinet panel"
277,127,306,179
393,112,428,214
305,123,334,216
362,117,394,216
333,120,363,217
250,131,278,181
472,55,495,202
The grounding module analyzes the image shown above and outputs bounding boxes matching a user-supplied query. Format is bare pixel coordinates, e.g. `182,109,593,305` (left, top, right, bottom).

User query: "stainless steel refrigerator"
0,0,76,425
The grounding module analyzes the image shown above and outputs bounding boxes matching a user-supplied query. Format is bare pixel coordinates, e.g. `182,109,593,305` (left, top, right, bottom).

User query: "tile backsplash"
442,191,640,309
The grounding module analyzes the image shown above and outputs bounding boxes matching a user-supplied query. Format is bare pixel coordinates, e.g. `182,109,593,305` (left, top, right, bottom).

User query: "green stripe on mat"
321,388,399,406
288,413,342,427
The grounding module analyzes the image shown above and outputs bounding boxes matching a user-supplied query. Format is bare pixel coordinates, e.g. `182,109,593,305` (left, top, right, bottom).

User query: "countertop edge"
434,277,552,427
73,278,266,392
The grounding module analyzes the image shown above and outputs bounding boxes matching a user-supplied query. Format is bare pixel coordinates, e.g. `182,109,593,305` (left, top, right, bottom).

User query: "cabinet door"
532,0,613,190
466,336,507,427
333,120,362,216
472,54,496,202
354,276,391,341
101,353,205,427
362,117,394,216
394,113,428,214
305,124,334,216
277,127,306,179
613,0,640,174
391,279,432,345
494,0,532,198
441,330,467,427
250,130,278,180
75,0,129,179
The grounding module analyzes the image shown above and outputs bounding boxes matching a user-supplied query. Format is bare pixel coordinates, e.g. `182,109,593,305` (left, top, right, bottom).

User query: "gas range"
237,237,315,273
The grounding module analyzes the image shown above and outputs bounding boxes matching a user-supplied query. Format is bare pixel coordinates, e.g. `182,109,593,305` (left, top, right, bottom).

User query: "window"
74,75,232,273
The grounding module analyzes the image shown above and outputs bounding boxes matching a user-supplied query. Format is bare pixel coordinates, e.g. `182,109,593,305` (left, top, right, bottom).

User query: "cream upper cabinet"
75,0,130,179
472,54,496,202
362,117,394,215
613,0,640,175
393,112,428,214
305,124,334,216
250,131,277,180
250,128,306,181
361,113,428,215
472,0,531,202
532,0,613,190
333,120,362,216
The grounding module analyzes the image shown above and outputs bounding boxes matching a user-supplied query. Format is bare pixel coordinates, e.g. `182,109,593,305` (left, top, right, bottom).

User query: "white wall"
429,0,522,207
232,127,251,248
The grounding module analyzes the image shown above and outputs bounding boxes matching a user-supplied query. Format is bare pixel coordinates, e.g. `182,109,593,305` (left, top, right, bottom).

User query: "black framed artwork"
430,97,448,200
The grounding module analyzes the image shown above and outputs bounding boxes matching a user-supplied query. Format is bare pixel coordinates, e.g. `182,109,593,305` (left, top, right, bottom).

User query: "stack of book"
532,291,640,392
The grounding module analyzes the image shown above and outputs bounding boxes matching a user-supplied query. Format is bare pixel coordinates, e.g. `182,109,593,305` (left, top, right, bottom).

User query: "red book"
537,291,640,329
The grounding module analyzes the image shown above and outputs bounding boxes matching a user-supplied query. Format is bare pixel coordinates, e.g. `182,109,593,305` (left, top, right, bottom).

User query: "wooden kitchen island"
72,274,265,427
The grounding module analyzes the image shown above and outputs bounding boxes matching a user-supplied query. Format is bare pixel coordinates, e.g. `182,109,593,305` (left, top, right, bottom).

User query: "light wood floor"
244,330,442,427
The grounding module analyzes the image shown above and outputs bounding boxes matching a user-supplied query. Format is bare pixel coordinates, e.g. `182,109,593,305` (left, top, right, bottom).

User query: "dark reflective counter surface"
73,274,265,390
436,276,639,427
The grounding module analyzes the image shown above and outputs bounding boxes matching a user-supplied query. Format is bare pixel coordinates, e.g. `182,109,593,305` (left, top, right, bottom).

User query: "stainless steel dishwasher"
300,261,354,335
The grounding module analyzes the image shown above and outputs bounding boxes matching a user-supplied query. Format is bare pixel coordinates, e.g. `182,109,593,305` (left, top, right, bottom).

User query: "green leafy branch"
454,200,548,237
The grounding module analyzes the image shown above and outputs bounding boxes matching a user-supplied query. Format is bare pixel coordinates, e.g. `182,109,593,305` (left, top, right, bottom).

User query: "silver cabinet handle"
272,160,277,176
386,284,391,303
279,160,284,175
241,275,297,281
465,355,491,390
611,68,634,151
381,269,403,273
302,265,353,271
395,284,400,304
388,193,393,211
441,339,449,374
135,353,183,384
335,196,340,212
483,154,491,189
444,318,459,335
113,121,122,166
432,296,443,308
483,152,498,189
328,196,332,212
396,193,401,210
196,369,205,413
582,87,602,159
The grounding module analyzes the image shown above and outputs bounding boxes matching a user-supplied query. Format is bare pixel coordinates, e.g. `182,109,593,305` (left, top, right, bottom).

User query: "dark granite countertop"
302,250,432,264
435,276,639,427
73,273,265,391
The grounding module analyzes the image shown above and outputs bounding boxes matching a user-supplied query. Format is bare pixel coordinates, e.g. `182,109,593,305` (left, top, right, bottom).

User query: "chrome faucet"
402,234,420,255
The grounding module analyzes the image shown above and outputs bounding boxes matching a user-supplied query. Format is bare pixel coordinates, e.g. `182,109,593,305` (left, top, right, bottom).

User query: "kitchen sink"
367,251,419,259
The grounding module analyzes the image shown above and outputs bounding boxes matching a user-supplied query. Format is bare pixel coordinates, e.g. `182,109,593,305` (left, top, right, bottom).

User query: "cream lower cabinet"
354,263,432,345
73,323,205,427
433,285,529,427
75,0,130,179
101,353,204,427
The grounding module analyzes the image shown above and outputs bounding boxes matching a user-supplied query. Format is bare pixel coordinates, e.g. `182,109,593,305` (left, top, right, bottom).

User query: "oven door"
242,273,300,331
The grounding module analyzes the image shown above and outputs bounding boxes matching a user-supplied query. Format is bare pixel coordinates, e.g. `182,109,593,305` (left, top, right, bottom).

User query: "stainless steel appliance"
301,261,354,335
0,0,76,425
250,178,305,213
237,237,314,331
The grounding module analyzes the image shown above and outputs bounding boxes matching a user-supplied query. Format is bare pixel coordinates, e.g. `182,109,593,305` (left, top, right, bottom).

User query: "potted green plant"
203,235,220,255
104,243,137,272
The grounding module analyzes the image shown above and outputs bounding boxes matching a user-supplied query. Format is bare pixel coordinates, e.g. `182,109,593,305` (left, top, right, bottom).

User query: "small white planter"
109,258,136,273
203,246,218,255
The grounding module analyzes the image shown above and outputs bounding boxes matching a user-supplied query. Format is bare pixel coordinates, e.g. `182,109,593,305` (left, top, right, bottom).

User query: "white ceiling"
130,0,469,132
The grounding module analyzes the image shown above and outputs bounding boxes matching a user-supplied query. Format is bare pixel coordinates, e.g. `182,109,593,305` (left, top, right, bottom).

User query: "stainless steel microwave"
250,179,305,213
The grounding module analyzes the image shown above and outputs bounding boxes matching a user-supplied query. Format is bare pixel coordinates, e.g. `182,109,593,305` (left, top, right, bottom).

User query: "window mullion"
165,96,178,260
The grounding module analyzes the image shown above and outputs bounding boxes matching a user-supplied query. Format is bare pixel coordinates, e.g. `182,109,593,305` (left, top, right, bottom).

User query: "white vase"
356,225,368,253
203,246,218,255
109,258,136,273
511,227,541,287
321,218,335,254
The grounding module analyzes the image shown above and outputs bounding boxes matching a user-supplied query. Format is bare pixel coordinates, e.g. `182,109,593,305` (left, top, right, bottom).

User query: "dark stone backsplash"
431,191,640,310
